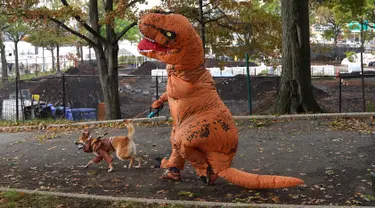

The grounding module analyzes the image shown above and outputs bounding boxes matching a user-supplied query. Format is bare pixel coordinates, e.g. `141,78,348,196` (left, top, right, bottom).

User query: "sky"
138,0,162,10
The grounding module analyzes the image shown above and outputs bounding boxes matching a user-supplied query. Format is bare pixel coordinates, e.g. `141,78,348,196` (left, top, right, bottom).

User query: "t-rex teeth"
140,33,155,42
138,49,153,53
146,37,155,42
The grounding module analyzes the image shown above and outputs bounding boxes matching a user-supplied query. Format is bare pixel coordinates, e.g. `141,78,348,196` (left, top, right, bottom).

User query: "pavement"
0,118,375,206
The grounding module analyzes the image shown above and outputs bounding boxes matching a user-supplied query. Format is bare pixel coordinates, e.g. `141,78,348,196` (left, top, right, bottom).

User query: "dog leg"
128,158,134,169
108,163,113,172
134,157,142,168
84,160,94,168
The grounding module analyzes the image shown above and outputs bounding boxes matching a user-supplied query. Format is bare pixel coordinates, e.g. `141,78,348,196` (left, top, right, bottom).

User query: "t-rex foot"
201,166,218,185
160,167,181,181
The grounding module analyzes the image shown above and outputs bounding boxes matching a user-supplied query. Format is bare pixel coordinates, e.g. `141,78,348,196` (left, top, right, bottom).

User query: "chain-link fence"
0,79,17,120
0,73,374,122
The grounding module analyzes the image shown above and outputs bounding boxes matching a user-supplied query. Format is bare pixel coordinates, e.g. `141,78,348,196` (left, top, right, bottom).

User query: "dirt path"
0,119,374,206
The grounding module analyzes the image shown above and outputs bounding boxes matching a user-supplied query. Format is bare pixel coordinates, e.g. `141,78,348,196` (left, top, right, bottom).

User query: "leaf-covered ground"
0,118,375,206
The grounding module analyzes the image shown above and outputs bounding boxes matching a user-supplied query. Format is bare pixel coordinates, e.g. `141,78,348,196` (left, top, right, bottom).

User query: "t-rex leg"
180,146,219,184
180,146,209,177
160,146,185,170
159,147,185,181
160,127,185,169
158,127,186,181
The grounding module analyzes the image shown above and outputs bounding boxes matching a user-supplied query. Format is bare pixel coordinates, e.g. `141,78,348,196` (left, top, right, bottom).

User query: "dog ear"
83,128,90,136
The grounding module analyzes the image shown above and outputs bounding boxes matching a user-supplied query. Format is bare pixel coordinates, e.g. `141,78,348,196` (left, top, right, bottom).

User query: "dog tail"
218,168,304,189
126,121,135,140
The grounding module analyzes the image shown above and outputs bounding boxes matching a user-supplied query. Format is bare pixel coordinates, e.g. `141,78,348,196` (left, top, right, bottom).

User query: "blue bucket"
71,108,97,121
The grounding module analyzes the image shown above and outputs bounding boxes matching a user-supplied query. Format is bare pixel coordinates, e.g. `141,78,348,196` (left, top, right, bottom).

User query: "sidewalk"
0,118,374,206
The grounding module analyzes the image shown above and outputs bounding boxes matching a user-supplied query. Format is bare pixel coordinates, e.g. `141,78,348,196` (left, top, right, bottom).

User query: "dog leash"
148,105,164,118
95,108,153,139
133,109,150,119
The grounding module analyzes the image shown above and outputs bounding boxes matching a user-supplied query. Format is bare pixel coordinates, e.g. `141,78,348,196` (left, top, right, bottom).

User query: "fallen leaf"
48,146,57,150
271,196,280,203
157,190,168,194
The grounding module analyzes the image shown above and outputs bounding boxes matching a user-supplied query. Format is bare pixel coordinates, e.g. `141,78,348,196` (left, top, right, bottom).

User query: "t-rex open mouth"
138,34,168,53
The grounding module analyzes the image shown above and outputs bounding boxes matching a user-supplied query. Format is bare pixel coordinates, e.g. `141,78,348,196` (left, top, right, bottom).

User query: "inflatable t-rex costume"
137,11,304,189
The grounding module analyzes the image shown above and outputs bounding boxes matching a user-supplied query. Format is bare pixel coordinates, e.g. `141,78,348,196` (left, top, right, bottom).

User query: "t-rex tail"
218,168,304,189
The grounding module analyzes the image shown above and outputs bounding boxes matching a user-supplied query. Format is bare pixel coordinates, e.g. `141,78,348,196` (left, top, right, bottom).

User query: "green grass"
0,191,210,208
7,67,70,82
7,71,56,82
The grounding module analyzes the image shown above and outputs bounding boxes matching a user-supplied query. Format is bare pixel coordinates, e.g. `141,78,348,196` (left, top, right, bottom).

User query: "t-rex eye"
161,29,176,39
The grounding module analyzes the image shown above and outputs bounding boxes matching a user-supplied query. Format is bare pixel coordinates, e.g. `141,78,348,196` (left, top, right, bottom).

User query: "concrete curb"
233,112,375,120
1,112,375,132
0,187,370,208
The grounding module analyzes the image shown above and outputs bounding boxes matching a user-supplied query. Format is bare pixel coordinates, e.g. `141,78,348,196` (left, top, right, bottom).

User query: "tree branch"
194,16,201,23
1,25,10,31
364,22,375,29
60,0,108,45
215,20,234,30
49,17,97,47
115,21,137,44
202,2,210,8
204,15,226,24
203,3,220,15
125,0,142,10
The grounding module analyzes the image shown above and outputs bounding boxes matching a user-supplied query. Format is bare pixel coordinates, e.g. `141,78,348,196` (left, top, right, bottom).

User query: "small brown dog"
74,120,142,172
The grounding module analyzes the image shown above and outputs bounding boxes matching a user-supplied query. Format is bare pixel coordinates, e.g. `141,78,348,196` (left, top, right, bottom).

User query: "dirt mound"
215,75,278,101
25,77,63,105
17,75,103,109
252,91,277,114
312,55,336,62
131,61,166,75
215,75,330,105
65,64,98,75
313,85,330,98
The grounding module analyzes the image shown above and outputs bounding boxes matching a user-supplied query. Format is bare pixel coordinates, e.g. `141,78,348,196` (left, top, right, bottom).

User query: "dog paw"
108,168,113,172
135,165,141,168
123,165,127,168
84,165,89,169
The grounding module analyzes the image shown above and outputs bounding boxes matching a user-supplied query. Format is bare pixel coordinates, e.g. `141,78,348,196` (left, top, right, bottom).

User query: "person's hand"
152,99,164,109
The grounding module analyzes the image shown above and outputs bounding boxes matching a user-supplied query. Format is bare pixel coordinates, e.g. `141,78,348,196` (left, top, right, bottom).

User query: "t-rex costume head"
138,11,204,70
137,11,304,189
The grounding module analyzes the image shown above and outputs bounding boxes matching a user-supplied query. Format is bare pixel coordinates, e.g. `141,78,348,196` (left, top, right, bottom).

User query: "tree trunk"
88,47,91,63
50,49,55,72
0,32,7,81
14,41,20,78
80,46,84,63
276,0,321,114
76,45,81,63
106,44,121,119
56,45,60,72
89,0,121,119
333,26,339,58
95,46,121,119
198,0,205,57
